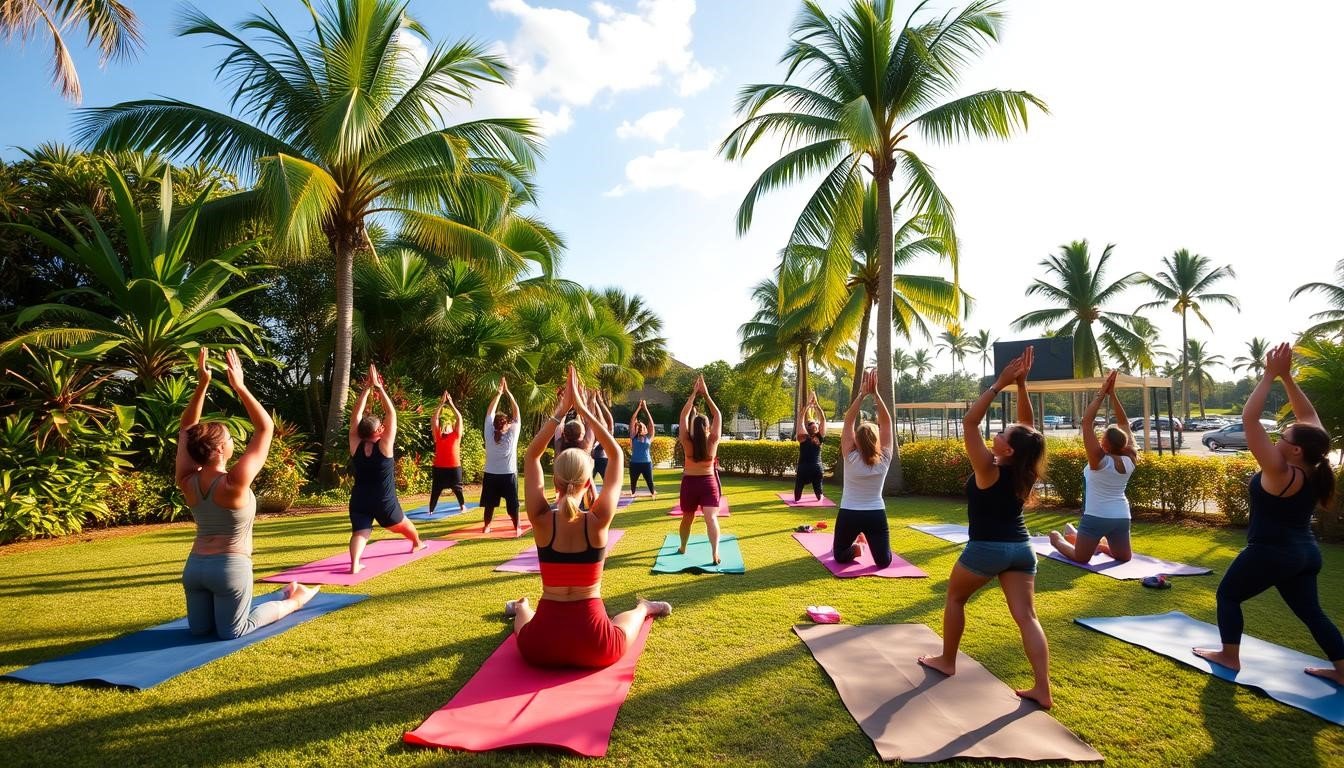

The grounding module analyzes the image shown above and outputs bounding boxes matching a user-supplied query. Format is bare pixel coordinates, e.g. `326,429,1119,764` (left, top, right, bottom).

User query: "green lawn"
1,470,1341,767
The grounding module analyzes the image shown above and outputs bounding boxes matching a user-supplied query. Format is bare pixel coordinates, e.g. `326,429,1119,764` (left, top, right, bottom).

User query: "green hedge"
671,440,840,478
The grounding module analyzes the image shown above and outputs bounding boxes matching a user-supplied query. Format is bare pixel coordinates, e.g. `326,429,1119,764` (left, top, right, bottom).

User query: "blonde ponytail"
553,448,595,522
557,490,582,523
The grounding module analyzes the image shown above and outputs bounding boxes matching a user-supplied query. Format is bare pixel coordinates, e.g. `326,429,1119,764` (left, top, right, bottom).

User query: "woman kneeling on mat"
833,369,894,565
177,349,319,639
919,347,1053,709
677,374,725,564
1049,370,1135,563
348,363,425,573
509,366,671,668
794,389,827,502
629,400,657,497
1194,343,1344,683
482,377,523,534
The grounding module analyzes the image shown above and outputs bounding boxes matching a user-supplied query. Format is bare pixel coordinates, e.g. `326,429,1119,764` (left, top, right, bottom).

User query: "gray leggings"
182,553,285,640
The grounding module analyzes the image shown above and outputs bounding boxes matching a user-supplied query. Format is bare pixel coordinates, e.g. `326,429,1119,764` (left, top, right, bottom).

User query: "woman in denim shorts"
1050,370,1136,563
918,347,1053,709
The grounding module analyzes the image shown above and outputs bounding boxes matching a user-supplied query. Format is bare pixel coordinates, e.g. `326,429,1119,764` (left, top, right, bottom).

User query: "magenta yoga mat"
262,539,456,586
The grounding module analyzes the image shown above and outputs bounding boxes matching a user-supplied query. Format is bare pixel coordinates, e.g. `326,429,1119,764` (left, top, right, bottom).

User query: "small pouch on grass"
806,605,841,623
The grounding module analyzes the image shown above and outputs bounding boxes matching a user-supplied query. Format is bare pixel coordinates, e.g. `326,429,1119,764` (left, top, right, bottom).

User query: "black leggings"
429,466,464,512
832,508,892,567
630,462,654,494
1216,542,1344,660
794,464,823,501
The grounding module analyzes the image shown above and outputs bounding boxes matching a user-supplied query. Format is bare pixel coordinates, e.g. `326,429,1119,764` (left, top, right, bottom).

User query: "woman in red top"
508,365,671,668
428,391,465,514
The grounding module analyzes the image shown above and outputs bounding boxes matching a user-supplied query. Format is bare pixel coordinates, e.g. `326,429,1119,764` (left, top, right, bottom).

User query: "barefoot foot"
917,654,956,676
849,543,863,560
638,598,673,617
1192,647,1241,671
1015,686,1053,709
291,583,320,606
282,580,300,600
1305,667,1344,685
505,597,528,618
1064,522,1077,538
350,562,364,575
413,540,428,552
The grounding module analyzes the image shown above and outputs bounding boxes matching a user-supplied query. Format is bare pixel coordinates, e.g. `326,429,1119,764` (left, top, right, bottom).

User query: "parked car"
1185,416,1228,431
1130,416,1183,432
1128,417,1184,448
1042,415,1065,429
1203,422,1280,451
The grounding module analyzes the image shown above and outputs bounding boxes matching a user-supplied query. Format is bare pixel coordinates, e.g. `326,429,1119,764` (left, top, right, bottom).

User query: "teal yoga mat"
651,533,744,574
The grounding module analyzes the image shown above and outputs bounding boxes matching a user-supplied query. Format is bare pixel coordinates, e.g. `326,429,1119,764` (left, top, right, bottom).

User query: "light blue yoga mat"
1076,612,1344,725
2,591,367,689
406,502,479,520
651,533,744,574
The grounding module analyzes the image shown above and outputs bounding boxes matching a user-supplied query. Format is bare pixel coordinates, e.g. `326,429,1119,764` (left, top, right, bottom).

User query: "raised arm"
812,392,828,438
1014,345,1035,426
348,374,373,454
679,385,698,443
598,392,615,431
640,401,655,436
1081,371,1116,470
175,348,213,483
794,387,807,440
573,375,624,522
448,395,463,435
871,372,892,453
505,382,520,425
371,365,396,453
700,376,723,441
630,400,642,438
525,377,572,521
1246,343,1296,480
433,392,447,435
965,354,1027,482
223,350,274,488
1280,350,1321,429
1109,387,1135,459
841,381,864,456
485,378,505,434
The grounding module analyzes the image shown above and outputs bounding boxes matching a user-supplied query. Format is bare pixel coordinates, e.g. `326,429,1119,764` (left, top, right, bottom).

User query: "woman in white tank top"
1049,371,1137,563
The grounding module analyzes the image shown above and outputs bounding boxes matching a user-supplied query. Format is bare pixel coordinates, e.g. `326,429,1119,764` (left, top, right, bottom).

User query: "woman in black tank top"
1194,343,1343,683
794,390,826,502
919,347,1055,709
346,363,424,574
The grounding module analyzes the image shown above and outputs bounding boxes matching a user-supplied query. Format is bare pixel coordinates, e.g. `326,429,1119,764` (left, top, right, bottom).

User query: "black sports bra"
537,512,606,563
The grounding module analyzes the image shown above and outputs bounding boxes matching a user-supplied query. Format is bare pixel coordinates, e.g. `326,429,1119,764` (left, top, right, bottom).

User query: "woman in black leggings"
794,390,826,501
1194,343,1344,684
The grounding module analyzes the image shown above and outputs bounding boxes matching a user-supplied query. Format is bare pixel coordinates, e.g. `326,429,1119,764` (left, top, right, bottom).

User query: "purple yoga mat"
1028,538,1212,579
262,539,456,586
792,532,926,578
494,530,626,573
778,492,836,508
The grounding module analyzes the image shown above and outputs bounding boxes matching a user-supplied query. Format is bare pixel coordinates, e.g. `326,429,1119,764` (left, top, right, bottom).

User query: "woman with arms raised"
508,366,671,668
1194,343,1344,683
918,347,1053,709
628,399,657,497
427,391,466,515
481,377,523,534
177,349,318,639
348,363,425,573
833,370,894,566
794,390,827,502
677,375,724,564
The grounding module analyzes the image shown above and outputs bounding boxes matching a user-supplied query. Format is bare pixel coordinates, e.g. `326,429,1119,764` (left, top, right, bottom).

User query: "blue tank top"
1247,469,1318,546
350,441,397,506
631,435,652,464
965,469,1029,542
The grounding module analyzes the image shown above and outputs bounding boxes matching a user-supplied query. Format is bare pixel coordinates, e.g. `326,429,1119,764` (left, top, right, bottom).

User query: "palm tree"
967,328,994,383
78,0,546,474
891,348,914,381
722,0,1045,492
1011,241,1143,377
1137,248,1239,419
1,0,142,102
596,287,670,386
910,349,935,382
935,323,972,395
1231,337,1270,378
739,277,848,417
1099,315,1166,375
1184,339,1224,417
1290,259,1344,340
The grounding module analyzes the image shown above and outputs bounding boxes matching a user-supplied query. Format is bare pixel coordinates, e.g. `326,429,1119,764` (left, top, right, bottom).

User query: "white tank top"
1083,454,1133,519
840,450,891,510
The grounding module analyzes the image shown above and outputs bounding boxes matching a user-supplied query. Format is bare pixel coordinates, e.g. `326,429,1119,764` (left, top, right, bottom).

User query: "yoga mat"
262,539,455,586
651,533,745,574
446,521,533,540
668,496,731,516
495,530,626,573
778,491,836,508
794,623,1103,763
1027,540,1213,580
910,523,971,544
792,532,926,578
405,502,479,520
1076,612,1344,725
3,591,367,689
404,619,653,757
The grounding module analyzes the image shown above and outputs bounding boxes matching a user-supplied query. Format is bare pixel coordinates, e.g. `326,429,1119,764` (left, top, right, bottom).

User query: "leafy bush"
1212,455,1258,526
458,427,485,483
1041,440,1087,506
668,440,839,478
106,470,184,524
254,416,313,514
395,453,427,493
0,410,133,543
899,440,973,496
616,436,676,466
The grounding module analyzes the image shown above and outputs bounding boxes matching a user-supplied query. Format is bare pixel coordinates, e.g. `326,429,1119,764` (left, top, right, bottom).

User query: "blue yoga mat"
2,591,367,689
1076,612,1344,725
651,533,744,574
406,502,479,520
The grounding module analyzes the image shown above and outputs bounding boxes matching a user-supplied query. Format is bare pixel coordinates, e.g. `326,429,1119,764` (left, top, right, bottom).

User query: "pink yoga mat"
792,532,926,578
446,521,533,540
668,497,731,516
778,492,836,508
404,619,653,757
495,530,626,573
261,539,456,586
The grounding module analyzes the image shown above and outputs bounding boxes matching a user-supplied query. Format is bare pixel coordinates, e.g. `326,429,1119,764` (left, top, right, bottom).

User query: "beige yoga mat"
794,624,1102,763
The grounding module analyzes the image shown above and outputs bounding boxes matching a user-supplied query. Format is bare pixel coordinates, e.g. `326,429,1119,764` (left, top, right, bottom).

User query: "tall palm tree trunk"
1180,311,1190,420
874,170,903,494
850,297,873,401
320,232,357,483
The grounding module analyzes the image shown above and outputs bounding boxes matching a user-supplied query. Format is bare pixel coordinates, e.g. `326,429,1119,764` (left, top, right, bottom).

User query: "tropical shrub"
616,437,676,466
1211,455,1258,526
254,416,313,514
1040,440,1087,506
395,454,427,494
105,470,183,524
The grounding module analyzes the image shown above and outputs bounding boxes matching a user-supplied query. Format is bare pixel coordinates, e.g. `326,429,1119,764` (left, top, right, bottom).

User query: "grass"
1,469,1341,767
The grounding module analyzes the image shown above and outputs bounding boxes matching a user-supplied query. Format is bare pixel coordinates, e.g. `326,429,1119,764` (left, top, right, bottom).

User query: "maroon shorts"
516,598,627,669
679,473,722,514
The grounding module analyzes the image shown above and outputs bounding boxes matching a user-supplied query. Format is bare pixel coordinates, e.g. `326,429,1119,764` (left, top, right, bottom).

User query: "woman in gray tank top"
176,349,319,640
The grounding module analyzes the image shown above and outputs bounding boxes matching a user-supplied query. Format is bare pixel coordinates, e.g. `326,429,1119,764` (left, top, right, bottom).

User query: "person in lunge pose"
348,363,425,573
1049,370,1136,563
629,399,657,497
178,349,318,639
832,370,894,566
481,377,523,534
1194,343,1344,684
794,389,827,502
508,366,671,668
918,347,1053,709
677,375,724,564
428,391,466,514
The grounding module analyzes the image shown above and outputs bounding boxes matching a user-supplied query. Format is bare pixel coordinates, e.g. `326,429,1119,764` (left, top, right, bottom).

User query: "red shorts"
516,598,627,669
679,473,722,514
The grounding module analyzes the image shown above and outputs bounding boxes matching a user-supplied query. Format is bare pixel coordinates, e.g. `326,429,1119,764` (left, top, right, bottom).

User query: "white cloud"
616,107,684,142
607,144,761,199
677,61,716,96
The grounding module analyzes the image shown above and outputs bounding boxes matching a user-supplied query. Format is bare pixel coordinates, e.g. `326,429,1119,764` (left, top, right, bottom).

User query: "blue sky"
4,0,1342,375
